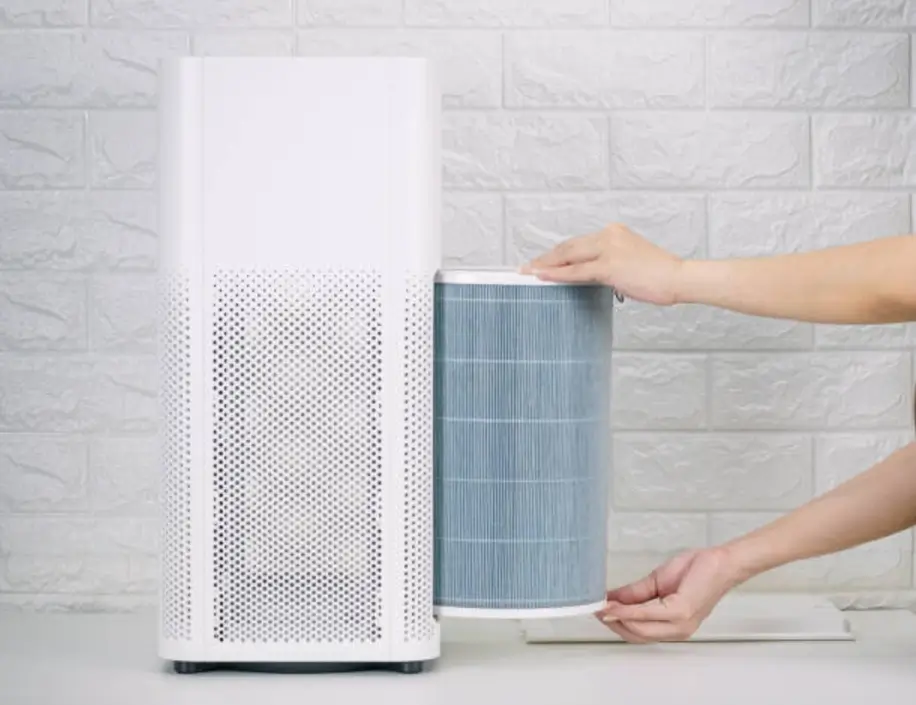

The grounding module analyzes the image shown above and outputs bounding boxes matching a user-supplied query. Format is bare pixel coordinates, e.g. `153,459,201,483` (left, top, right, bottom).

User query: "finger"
603,598,686,623
620,620,694,643
534,261,602,284
594,605,620,623
600,619,651,645
605,573,660,606
526,236,599,271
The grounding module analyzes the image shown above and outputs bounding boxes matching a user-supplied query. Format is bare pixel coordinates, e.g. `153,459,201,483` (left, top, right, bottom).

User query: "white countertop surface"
3,609,916,705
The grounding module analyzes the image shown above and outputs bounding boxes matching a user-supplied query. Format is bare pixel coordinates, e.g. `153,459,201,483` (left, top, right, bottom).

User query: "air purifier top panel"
158,57,440,274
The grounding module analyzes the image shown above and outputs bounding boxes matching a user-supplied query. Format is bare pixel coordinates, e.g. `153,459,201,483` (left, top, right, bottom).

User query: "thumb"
604,572,661,606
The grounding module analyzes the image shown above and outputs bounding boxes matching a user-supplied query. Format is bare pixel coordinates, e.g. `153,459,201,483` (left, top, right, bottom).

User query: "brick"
0,32,81,107
606,512,707,553
88,111,156,189
709,513,913,590
0,112,84,188
611,0,809,26
0,555,156,594
0,594,155,611
709,32,909,108
296,30,500,107
0,356,157,433
445,113,607,190
614,433,812,510
0,191,157,271
86,31,190,107
712,352,913,430
300,0,402,25
0,31,188,109
814,0,916,27
442,193,503,267
0,436,88,512
0,274,87,351
506,193,706,266
91,0,291,27
0,0,87,27
89,436,157,513
0,516,157,555
506,31,703,108
193,31,294,56
709,193,910,258
816,432,913,493
612,354,707,430
407,0,607,26
89,275,156,352
610,114,809,188
0,516,157,594
2,31,188,108
815,323,914,349
614,303,812,351
814,115,916,187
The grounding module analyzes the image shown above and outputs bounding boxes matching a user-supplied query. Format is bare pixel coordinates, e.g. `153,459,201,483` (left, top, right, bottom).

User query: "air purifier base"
169,659,432,675
173,661,209,675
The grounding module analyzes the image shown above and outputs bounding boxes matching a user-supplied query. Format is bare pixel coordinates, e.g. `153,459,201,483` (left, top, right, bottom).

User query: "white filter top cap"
435,266,594,287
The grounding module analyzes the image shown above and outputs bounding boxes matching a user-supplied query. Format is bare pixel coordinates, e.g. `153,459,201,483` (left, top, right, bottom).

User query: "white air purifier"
157,57,441,674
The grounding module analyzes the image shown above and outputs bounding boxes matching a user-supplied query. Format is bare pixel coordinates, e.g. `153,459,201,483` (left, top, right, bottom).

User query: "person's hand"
596,547,741,643
520,223,683,306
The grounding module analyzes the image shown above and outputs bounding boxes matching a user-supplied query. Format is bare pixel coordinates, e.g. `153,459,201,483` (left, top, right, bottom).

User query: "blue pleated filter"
433,268,614,618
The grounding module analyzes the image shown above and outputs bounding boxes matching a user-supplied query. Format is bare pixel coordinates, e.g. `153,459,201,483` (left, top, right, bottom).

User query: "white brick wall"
1,0,914,610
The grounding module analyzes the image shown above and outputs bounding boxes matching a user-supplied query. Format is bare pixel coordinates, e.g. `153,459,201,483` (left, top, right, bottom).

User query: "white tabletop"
3,609,916,705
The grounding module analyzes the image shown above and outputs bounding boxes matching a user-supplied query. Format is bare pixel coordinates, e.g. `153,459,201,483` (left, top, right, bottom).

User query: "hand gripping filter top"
433,268,614,619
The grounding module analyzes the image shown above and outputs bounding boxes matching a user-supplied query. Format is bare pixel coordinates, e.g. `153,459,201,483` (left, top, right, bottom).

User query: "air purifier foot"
172,661,209,675
394,661,425,675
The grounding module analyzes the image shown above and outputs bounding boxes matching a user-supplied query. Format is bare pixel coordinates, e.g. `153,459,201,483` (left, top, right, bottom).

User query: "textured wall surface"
1,0,915,611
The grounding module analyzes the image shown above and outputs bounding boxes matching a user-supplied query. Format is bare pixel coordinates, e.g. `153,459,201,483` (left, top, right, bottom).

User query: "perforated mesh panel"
159,273,193,641
211,270,384,645
402,276,435,642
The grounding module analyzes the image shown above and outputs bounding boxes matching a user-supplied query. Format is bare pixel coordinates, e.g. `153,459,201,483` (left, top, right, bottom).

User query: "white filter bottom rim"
434,601,606,620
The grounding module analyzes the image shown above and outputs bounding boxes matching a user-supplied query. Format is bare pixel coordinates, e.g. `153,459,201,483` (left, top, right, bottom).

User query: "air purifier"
433,269,614,618
157,57,441,674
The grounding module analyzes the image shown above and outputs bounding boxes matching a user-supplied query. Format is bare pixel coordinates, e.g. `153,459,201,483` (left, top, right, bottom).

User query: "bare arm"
724,441,916,584
678,235,916,324
525,226,916,325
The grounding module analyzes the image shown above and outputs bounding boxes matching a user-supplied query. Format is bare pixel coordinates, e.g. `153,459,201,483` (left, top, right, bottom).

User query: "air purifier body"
433,269,613,619
157,57,441,673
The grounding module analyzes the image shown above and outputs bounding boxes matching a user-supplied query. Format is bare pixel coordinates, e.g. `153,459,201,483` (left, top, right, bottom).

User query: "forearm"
723,442,916,585
676,235,916,324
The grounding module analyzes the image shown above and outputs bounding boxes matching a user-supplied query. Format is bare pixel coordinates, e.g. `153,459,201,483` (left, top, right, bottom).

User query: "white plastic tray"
521,594,854,643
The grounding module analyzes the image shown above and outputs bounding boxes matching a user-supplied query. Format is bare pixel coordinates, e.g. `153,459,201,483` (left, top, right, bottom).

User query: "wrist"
716,538,766,588
672,258,713,306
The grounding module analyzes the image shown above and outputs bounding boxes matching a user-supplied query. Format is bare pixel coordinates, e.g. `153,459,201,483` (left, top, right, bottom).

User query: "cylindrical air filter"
433,268,614,618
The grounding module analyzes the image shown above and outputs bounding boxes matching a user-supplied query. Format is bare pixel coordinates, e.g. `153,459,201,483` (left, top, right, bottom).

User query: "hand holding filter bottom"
433,268,615,618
